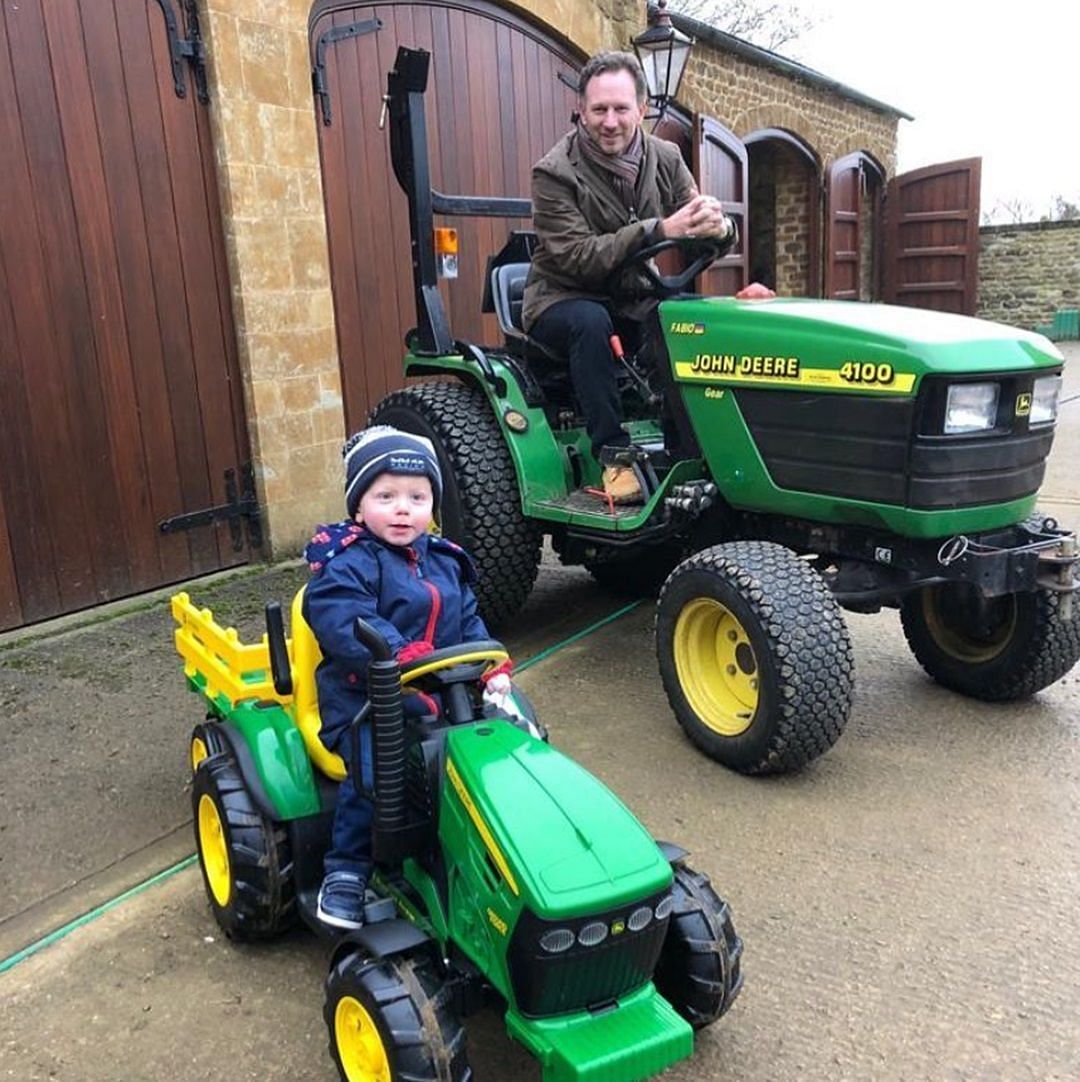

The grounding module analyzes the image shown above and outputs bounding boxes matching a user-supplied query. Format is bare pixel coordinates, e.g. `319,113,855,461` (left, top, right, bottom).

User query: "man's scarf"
576,121,644,211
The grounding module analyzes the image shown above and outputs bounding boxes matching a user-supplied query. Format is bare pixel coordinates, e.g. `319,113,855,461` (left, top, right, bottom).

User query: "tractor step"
505,983,692,1082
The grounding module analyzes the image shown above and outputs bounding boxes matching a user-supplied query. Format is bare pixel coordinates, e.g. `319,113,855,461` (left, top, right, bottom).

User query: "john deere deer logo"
1015,393,1032,417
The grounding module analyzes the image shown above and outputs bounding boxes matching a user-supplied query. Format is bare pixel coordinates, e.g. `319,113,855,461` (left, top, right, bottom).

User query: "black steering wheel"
605,230,737,298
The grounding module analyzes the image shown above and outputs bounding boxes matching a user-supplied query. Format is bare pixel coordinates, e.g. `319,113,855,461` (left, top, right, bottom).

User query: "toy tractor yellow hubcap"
674,598,758,736
190,736,209,772
336,997,391,1081
197,794,231,908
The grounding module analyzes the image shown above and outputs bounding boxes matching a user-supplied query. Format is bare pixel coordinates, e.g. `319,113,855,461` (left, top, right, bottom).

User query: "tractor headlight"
577,921,609,947
539,928,575,953
944,382,999,434
654,894,675,921
627,905,653,932
1031,374,1062,425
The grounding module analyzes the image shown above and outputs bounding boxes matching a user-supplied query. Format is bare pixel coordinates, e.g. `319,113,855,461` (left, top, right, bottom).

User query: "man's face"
580,69,646,156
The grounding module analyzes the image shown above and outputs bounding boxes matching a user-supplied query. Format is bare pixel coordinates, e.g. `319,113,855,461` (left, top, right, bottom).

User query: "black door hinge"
159,464,262,552
312,17,382,125
151,0,210,104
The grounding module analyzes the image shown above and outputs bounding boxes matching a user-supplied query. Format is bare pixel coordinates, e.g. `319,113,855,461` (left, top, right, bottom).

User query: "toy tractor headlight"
538,928,575,954
1031,374,1063,425
577,920,609,947
944,382,999,434
654,893,675,921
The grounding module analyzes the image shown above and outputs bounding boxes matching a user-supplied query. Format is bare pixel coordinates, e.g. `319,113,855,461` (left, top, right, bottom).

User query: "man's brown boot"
601,465,644,505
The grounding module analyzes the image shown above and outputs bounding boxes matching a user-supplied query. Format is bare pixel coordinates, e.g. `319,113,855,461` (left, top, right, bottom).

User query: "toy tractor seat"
287,588,347,782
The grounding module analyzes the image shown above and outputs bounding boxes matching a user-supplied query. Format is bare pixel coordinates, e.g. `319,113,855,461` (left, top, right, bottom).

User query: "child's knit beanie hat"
343,425,443,518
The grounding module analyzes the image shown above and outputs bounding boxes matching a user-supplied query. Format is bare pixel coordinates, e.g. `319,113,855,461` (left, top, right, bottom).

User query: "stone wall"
681,41,898,174
977,220,1080,331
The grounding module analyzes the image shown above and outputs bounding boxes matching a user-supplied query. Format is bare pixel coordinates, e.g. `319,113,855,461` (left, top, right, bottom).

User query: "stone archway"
744,128,822,296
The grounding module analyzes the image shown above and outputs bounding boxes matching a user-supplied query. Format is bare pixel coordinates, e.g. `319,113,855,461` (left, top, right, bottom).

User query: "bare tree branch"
669,0,816,52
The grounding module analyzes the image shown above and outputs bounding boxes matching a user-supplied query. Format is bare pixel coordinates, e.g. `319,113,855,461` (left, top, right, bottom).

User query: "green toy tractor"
370,46,1080,776
173,589,742,1081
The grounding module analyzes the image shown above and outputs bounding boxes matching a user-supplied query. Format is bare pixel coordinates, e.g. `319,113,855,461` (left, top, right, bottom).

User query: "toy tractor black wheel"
325,950,471,1082
371,382,541,627
189,720,226,773
656,541,854,774
654,863,743,1027
192,754,296,940
900,575,1080,701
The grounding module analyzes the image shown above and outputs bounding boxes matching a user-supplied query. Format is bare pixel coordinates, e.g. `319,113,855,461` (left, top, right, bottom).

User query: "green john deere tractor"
174,588,741,1081
370,46,1079,776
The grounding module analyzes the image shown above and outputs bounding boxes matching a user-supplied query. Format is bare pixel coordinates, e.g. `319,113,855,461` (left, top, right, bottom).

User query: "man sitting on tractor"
523,50,771,504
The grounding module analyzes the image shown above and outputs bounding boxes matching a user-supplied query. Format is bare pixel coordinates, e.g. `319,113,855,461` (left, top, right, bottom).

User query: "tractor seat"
490,263,563,367
289,588,347,782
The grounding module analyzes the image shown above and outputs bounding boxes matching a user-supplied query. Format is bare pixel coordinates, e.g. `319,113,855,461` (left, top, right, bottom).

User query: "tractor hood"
662,296,1064,380
444,722,672,920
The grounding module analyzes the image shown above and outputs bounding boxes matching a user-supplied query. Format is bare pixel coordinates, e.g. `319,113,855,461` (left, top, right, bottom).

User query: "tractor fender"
216,721,280,822
217,702,322,821
655,839,690,865
328,919,432,971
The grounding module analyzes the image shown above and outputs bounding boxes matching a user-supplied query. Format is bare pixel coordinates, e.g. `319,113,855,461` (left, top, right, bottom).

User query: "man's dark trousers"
530,298,640,461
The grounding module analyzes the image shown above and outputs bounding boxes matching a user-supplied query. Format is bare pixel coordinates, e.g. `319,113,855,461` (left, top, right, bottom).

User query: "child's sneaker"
317,870,366,930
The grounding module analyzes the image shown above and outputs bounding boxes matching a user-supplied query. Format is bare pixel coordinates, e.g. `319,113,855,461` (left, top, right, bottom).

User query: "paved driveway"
2,344,1078,1081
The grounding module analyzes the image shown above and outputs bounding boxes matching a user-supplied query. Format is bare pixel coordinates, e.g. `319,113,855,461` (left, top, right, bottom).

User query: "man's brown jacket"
522,127,697,330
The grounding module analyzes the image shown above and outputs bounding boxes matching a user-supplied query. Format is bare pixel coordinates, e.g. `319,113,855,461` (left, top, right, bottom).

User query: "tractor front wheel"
192,754,296,940
325,951,470,1082
656,541,854,774
371,382,541,627
653,863,743,1028
900,578,1080,700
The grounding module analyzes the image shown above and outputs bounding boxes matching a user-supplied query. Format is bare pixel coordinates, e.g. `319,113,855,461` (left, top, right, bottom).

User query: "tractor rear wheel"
371,382,541,627
192,754,296,940
325,951,471,1082
656,541,854,774
900,576,1080,700
189,720,226,772
654,863,743,1028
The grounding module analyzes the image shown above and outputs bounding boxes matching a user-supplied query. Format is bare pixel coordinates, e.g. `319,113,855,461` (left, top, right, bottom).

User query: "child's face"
356,472,434,547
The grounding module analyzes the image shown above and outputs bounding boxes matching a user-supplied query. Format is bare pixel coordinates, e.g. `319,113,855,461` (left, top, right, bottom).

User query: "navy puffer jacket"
302,523,489,749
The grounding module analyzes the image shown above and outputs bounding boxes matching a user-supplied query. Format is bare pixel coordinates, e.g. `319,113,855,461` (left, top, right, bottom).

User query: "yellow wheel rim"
674,598,759,737
190,736,208,772
335,996,391,1082
922,587,1016,663
197,794,231,908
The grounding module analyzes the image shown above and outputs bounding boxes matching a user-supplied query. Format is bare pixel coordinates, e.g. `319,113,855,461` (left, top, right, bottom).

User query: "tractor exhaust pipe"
353,619,407,858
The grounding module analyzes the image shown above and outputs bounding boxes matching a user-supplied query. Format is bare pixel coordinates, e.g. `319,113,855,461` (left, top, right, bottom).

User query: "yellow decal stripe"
675,360,915,394
446,758,519,896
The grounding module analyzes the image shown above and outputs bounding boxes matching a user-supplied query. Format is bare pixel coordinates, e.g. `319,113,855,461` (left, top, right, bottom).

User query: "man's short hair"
578,50,648,104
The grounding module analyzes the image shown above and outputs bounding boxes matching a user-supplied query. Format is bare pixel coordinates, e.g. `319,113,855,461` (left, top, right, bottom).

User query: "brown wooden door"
0,1,250,630
311,1,581,429
883,157,981,314
693,116,748,295
825,153,862,300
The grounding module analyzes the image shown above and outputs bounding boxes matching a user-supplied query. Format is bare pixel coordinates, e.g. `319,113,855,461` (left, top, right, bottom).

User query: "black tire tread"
193,755,296,941
657,540,854,774
371,382,541,626
325,951,472,1082
653,863,743,1028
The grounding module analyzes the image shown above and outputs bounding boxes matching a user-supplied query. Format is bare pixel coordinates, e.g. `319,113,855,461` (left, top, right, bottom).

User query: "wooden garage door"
311,0,582,429
882,157,981,315
694,116,749,296
0,1,252,630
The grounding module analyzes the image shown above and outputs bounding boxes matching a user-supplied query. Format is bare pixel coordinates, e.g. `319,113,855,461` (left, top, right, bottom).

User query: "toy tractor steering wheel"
606,231,737,298
399,640,509,687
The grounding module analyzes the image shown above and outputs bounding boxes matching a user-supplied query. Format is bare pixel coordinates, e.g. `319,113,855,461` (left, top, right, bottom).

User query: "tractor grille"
507,891,670,1017
736,373,1055,511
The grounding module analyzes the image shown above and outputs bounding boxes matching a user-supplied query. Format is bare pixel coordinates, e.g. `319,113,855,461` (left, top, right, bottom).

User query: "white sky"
784,0,1080,221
